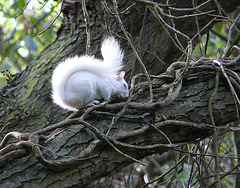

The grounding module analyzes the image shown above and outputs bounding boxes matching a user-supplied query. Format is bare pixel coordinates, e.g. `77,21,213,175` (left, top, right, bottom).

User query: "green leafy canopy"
0,0,61,87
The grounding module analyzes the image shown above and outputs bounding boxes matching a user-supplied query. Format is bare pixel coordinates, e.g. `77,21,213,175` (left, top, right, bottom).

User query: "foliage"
0,0,61,87
193,22,229,59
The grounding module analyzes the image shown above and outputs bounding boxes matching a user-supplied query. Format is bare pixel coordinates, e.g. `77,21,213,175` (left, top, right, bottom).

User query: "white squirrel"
51,36,129,111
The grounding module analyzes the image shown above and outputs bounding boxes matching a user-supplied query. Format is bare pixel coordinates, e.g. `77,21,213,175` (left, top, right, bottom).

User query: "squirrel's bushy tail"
101,36,124,75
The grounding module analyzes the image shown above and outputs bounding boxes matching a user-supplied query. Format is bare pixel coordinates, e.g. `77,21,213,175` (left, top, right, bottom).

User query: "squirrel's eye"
123,84,127,88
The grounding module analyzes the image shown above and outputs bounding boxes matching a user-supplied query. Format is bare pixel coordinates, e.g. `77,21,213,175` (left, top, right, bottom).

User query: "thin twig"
144,120,173,145
0,131,30,149
152,5,190,41
155,4,214,20
13,0,32,18
192,0,205,57
112,0,153,102
82,0,91,55
79,119,147,166
149,6,186,54
191,18,217,41
213,60,240,119
39,0,50,10
38,0,63,36
166,0,184,53
140,156,187,188
208,71,220,186
129,6,148,81
205,160,240,188
222,15,240,58
135,0,211,11
105,73,139,136
33,143,98,165
80,100,110,120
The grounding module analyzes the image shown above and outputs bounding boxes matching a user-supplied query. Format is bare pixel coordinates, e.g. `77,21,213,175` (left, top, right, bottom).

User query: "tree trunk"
0,0,240,187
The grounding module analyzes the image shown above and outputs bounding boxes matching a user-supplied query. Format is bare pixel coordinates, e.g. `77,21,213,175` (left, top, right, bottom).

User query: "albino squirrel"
51,36,129,111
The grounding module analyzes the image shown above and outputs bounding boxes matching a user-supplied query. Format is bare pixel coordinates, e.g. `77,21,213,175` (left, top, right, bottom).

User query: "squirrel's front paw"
87,100,100,106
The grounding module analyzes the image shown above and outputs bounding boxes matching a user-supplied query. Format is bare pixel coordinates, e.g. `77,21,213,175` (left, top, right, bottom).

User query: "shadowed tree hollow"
0,0,240,187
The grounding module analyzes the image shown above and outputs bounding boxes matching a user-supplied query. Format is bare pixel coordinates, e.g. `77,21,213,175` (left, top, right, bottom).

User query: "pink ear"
118,71,125,79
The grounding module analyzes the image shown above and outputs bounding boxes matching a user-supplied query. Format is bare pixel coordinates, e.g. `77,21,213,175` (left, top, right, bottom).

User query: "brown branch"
32,143,98,168
0,131,30,150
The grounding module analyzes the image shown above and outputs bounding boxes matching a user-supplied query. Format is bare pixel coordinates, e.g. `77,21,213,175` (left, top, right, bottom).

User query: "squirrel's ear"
118,71,125,79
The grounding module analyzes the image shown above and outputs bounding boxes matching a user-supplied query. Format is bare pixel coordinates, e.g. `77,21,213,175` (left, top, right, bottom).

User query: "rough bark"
0,0,240,187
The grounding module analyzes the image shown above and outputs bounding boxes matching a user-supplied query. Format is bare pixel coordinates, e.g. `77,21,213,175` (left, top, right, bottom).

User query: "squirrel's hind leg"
86,100,100,107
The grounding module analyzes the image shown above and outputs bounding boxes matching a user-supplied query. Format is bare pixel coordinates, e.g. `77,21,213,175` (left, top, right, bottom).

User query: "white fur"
51,37,128,111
